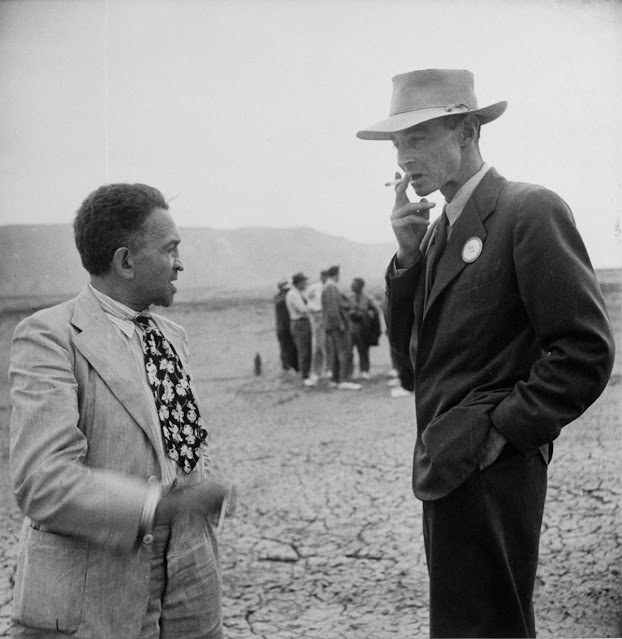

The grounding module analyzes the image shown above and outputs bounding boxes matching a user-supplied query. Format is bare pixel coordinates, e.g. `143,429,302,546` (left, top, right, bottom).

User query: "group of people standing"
273,265,381,390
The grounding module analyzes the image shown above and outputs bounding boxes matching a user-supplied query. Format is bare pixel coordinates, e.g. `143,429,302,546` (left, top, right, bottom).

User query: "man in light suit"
357,69,615,637
9,183,231,638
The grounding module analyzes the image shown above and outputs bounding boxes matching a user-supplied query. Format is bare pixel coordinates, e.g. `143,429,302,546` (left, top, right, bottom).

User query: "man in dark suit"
357,69,615,638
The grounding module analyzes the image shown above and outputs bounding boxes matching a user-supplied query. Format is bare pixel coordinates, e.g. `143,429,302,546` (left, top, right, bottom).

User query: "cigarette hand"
398,198,436,212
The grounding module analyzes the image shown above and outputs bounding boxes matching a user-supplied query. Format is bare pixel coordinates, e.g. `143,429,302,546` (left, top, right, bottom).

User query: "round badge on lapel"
462,237,483,263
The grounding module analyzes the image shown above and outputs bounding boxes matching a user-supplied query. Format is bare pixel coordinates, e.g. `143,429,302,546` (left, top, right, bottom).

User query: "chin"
412,183,437,197
153,293,174,308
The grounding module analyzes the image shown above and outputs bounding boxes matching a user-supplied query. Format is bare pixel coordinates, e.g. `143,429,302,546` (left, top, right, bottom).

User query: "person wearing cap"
274,278,298,375
321,265,361,390
357,69,614,637
285,272,314,386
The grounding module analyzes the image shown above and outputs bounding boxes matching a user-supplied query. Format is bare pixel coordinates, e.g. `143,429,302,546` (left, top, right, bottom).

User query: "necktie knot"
134,313,153,330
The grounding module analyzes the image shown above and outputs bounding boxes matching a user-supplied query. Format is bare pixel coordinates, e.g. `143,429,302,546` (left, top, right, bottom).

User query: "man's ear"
111,246,135,280
460,114,480,145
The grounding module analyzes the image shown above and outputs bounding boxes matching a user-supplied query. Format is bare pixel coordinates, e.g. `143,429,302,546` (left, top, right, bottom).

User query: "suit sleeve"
384,252,425,358
9,314,150,552
490,187,615,451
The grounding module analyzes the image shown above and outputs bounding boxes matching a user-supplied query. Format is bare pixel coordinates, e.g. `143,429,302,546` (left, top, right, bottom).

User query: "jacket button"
142,533,154,545
147,475,158,485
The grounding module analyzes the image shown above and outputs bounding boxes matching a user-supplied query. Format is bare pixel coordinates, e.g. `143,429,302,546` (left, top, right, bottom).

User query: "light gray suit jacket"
9,286,208,637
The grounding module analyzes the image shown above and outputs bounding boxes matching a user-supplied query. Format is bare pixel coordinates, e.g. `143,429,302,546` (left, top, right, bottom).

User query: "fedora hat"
356,69,507,141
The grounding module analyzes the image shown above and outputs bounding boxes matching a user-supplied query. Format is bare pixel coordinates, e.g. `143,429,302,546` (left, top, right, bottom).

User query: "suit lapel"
423,168,505,317
71,288,162,454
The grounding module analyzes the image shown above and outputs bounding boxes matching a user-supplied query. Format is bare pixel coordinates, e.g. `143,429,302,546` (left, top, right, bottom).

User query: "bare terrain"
0,280,620,638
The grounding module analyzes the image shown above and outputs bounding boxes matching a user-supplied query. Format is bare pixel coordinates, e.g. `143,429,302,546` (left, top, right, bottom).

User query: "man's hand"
390,172,435,268
154,478,232,525
479,426,508,470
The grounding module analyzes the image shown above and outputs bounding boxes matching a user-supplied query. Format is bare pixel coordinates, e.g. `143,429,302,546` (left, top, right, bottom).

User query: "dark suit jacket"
385,168,615,501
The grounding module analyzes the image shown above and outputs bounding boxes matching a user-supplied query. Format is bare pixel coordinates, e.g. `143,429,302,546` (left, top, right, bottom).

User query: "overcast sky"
1,0,620,268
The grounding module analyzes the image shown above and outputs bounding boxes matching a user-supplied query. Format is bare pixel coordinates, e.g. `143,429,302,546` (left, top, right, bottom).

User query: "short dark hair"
74,183,168,275
327,265,340,277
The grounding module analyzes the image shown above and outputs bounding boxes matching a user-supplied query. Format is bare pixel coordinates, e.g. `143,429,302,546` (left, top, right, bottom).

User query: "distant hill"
2,224,619,313
0,224,396,309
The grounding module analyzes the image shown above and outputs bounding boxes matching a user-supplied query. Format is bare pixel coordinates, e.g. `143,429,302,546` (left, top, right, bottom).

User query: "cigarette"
384,178,404,187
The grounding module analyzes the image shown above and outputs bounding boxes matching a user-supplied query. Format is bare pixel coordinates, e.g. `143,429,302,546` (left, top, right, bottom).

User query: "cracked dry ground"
1,292,620,638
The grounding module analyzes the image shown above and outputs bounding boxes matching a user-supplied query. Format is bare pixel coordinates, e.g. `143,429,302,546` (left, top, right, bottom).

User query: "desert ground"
0,280,620,638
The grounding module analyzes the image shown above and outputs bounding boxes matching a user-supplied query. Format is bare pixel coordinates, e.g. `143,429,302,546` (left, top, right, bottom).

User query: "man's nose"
397,148,411,172
174,258,184,271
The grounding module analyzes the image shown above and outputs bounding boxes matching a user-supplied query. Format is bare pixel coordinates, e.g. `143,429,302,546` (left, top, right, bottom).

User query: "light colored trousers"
309,311,326,376
12,515,223,639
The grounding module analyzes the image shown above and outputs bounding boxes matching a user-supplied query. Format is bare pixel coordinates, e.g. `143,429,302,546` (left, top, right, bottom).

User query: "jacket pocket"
13,525,88,632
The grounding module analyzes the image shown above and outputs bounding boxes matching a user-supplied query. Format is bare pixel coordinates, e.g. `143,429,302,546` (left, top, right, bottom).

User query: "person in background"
274,278,298,375
357,68,614,637
347,277,380,380
285,272,315,387
9,183,232,638
321,265,361,391
305,269,328,382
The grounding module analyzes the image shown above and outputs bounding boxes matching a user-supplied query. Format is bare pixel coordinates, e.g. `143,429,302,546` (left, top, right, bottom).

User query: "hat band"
391,103,471,117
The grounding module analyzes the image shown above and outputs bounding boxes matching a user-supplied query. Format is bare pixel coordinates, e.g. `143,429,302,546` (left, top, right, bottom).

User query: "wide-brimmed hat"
356,69,507,141
292,272,309,286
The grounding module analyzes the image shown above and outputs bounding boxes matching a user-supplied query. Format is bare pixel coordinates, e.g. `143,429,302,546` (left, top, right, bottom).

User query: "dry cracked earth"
1,287,620,638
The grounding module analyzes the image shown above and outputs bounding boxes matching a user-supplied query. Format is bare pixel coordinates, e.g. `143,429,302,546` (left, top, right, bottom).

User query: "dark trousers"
277,330,298,372
290,318,311,379
351,326,370,373
325,328,352,383
422,445,547,638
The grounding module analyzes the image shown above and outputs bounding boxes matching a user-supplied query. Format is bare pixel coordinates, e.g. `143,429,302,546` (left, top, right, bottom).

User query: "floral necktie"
135,314,207,473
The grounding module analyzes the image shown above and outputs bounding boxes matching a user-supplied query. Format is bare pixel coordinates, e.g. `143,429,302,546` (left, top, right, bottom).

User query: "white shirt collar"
444,162,490,227
89,283,148,338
